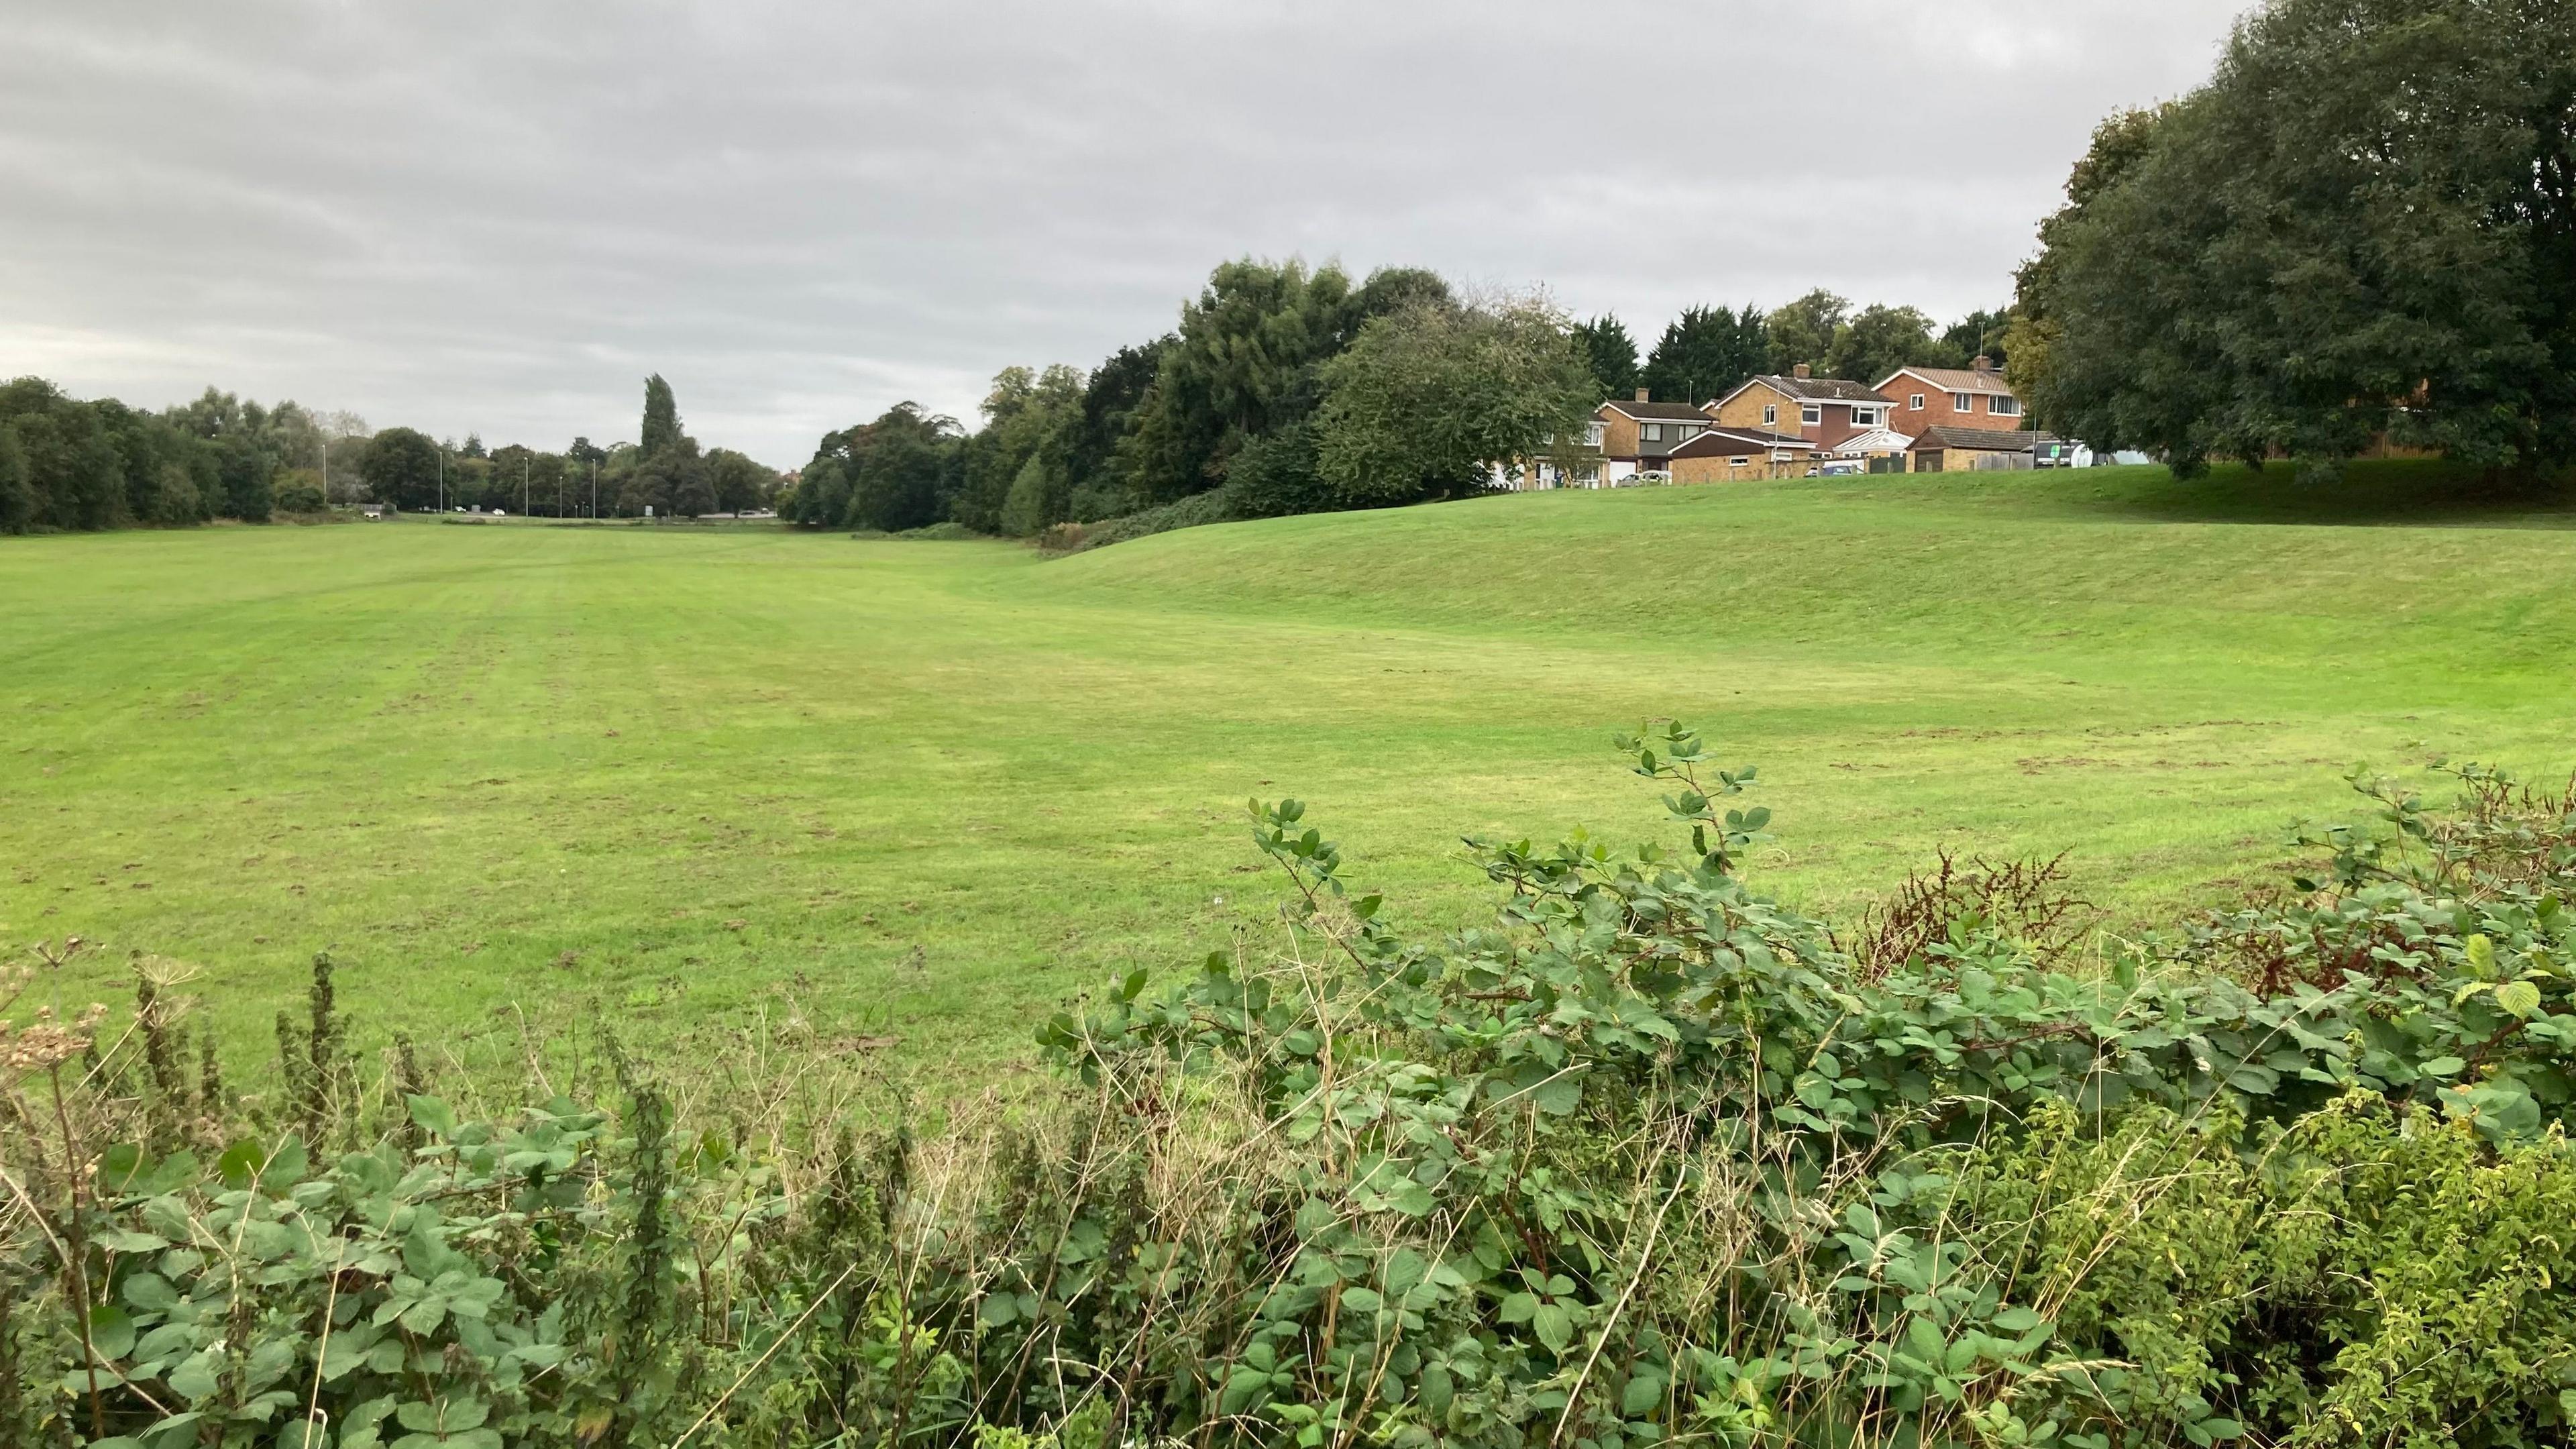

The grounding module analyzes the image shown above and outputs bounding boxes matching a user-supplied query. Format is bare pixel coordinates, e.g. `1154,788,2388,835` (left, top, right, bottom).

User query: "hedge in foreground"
3,729,2573,1448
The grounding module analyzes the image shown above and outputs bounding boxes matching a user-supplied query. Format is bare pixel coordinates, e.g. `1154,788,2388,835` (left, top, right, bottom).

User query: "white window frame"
1801,404,1822,427
1642,422,1662,441
1953,392,1973,412
1909,393,1925,411
1762,404,1777,426
1988,395,2022,417
1852,407,1881,427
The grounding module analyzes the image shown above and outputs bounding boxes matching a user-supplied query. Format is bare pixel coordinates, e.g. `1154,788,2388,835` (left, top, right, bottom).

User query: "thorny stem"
48,1061,104,1442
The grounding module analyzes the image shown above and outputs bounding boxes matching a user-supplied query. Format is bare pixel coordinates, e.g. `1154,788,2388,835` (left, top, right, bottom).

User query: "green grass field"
5,462,2572,1079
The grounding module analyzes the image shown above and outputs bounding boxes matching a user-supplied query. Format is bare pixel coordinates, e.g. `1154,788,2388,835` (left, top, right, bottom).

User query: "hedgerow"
3,728,2572,1447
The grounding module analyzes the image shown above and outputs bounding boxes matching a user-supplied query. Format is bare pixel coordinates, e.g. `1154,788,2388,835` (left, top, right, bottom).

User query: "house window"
1952,393,1972,412
1642,423,1662,441
1801,404,1822,427
1989,396,2022,417
1584,421,1606,446
1853,407,1881,427
1909,393,1925,411
1731,456,1750,466
1762,404,1777,425
1675,424,1700,440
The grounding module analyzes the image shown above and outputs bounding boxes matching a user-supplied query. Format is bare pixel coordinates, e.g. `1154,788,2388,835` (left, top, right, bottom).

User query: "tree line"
0,372,782,535
0,378,369,533
354,376,776,519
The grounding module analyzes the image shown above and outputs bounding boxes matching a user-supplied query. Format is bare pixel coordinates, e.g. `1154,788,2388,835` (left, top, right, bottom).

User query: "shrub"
1040,490,1234,553
272,471,327,515
1220,421,1336,519
5,734,2573,1447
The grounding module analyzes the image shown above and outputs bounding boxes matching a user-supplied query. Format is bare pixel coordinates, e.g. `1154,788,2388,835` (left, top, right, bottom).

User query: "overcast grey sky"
0,1,2246,466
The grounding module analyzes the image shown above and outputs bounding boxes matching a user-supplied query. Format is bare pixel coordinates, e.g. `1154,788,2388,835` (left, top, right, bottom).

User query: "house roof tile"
1599,399,1719,421
1745,374,1887,404
1878,366,2017,396
1669,427,1813,459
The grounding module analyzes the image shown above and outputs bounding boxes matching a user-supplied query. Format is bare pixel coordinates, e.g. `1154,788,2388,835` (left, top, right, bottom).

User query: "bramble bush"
4,727,2573,1447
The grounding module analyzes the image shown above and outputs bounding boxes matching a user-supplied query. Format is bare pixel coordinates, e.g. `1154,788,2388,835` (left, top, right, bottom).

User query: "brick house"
1705,365,1896,450
1874,358,2026,432
1595,390,1718,481
1667,425,1818,483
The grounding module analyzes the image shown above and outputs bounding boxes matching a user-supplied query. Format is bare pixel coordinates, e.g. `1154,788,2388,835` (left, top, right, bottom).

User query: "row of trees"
1574,295,2008,409
353,377,776,519
0,378,368,533
2010,0,2575,477
783,264,1600,535
3,372,781,535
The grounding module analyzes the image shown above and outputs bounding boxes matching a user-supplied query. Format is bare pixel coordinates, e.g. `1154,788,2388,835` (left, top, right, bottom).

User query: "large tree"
706,449,774,514
1571,315,1640,399
1941,309,2010,370
1313,293,1596,507
639,374,682,460
0,378,125,530
1827,305,1945,392
624,435,707,517
1762,290,1849,377
359,427,443,511
1640,305,1764,405
959,363,1083,534
1114,258,1436,504
840,403,963,531
2024,0,2576,474
1065,338,1169,510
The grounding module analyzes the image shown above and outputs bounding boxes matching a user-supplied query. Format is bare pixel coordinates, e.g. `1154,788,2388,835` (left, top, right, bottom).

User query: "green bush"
1040,490,1234,553
5,734,2572,1447
272,474,327,515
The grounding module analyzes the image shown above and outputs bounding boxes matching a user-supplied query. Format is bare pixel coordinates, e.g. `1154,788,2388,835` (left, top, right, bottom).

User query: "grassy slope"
3,464,2571,1077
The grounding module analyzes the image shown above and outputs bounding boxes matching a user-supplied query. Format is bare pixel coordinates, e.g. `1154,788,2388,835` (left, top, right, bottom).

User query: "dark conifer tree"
639,374,682,460
1641,305,1766,405
1572,316,1640,399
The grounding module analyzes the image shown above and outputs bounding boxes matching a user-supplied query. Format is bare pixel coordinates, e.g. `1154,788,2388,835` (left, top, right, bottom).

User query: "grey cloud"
0,0,2245,465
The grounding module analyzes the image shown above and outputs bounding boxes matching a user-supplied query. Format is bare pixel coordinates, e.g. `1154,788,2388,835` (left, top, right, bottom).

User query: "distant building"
1595,390,1719,483
1706,366,1895,451
1875,358,2025,433
1907,425,2063,472
1666,426,1818,483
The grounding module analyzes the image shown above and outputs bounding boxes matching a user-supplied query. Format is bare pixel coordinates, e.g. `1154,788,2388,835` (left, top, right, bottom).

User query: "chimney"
1792,363,1811,380
1972,355,1993,374
1634,387,1650,403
